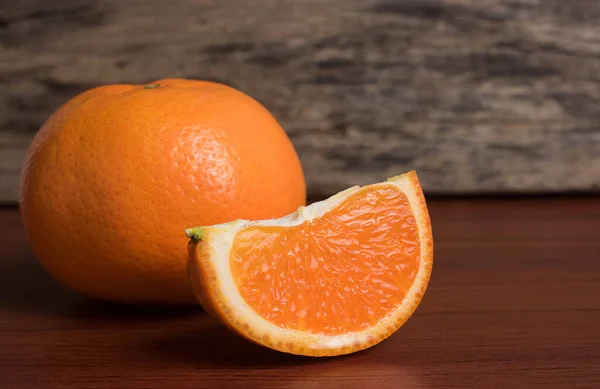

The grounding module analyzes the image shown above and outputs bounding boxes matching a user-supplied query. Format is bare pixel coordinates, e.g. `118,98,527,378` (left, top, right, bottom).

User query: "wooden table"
1,198,599,388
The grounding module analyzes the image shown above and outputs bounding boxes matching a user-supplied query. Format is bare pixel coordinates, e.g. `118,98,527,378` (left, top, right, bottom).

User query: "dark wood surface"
4,0,600,202
1,198,599,388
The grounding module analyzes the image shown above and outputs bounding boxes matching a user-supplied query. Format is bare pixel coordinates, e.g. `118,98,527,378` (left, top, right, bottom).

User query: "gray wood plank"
2,0,600,202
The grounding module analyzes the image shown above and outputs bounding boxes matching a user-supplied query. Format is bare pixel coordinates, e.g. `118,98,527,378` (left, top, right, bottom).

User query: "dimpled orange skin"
19,78,306,305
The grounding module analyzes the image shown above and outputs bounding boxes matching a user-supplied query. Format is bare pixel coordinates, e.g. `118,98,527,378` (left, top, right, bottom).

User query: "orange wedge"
186,170,433,356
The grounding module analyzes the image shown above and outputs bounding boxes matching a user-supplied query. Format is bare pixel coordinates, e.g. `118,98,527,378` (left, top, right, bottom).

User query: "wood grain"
1,198,599,388
2,0,600,202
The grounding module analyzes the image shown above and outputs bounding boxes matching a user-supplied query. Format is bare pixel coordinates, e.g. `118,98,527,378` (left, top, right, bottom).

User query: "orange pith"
230,185,420,336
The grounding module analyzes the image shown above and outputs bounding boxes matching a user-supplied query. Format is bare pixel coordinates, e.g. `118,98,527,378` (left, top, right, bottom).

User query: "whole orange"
19,78,306,305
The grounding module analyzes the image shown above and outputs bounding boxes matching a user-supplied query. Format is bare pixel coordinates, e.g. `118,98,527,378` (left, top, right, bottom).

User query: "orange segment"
230,186,420,335
186,170,433,357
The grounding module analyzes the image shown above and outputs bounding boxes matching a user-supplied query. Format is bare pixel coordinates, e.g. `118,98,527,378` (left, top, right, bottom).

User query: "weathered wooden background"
2,0,600,202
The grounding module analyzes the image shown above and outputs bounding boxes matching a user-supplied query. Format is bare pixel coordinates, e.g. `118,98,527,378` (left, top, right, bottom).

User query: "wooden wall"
2,0,600,202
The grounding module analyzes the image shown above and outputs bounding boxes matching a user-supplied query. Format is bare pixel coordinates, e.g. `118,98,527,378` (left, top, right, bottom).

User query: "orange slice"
186,170,433,356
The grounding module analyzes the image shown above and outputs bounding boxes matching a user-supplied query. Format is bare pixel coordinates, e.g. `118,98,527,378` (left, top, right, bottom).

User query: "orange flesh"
230,185,420,335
